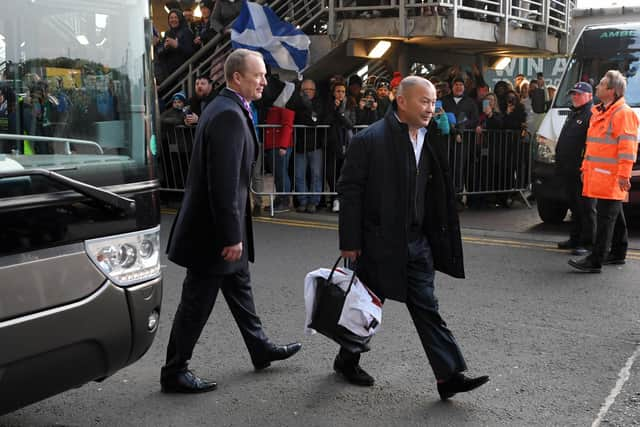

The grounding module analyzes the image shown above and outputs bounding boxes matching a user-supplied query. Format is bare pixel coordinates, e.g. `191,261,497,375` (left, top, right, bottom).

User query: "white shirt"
395,113,427,166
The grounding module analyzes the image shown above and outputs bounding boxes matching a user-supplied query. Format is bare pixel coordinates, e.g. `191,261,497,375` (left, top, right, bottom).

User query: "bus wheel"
536,198,568,224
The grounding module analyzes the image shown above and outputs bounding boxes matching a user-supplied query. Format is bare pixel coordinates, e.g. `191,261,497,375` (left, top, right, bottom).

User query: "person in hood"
193,0,217,48
157,9,196,81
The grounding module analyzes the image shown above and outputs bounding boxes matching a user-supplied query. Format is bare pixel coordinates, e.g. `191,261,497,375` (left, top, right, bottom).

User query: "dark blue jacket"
158,10,196,78
167,88,258,273
555,100,593,176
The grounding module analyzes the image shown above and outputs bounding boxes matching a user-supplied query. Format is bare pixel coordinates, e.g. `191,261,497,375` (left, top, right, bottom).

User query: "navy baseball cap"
568,82,592,94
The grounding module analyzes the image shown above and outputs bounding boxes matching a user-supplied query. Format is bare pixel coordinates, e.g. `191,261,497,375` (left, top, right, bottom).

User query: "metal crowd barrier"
158,123,533,214
449,128,532,208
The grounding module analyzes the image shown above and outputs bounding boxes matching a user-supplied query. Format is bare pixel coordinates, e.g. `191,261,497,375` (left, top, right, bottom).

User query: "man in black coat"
161,49,301,394
336,76,489,400
555,82,596,255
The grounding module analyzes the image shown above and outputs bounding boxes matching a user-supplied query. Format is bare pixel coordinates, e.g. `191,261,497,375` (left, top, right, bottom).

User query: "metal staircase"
157,0,328,106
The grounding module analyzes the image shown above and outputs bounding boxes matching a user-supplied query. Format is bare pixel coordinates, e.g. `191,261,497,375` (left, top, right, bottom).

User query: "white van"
533,23,640,223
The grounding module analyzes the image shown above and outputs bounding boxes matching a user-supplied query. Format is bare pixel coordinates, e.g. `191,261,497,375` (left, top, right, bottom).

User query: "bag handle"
327,256,357,294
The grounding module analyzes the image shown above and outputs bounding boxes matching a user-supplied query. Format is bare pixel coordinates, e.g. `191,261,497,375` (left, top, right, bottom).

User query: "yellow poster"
45,67,82,89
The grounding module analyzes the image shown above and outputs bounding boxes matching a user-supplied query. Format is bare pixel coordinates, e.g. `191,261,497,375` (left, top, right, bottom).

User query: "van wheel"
536,198,567,224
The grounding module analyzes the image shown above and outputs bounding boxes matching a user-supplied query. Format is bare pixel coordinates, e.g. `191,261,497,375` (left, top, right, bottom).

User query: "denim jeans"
264,148,292,195
294,149,322,206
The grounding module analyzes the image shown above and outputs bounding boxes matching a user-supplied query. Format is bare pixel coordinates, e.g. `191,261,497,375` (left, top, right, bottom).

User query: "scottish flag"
231,1,310,72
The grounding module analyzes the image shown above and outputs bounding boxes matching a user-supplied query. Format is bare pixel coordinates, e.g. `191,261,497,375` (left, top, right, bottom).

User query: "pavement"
2,202,640,426
261,198,640,250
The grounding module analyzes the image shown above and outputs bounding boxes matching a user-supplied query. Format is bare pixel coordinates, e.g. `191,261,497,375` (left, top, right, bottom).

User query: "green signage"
599,30,637,39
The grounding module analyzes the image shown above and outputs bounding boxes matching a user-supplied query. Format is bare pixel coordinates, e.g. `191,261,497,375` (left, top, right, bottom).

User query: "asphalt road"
2,208,640,427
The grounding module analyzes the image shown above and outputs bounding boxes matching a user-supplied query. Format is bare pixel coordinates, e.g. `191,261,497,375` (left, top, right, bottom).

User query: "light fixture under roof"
492,57,511,70
76,35,89,46
356,65,369,78
368,40,391,59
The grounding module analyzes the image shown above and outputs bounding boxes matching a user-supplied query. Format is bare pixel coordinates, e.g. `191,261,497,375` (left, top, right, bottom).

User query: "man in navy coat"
336,76,488,400
161,49,301,393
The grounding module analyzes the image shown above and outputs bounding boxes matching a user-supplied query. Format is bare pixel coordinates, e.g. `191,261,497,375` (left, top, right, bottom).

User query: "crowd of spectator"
153,0,244,84
161,59,559,212
1,74,120,155
154,0,565,211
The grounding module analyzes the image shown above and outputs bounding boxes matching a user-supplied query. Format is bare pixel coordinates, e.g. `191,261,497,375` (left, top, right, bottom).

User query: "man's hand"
221,243,243,262
618,176,631,192
184,113,199,126
341,250,361,262
278,148,287,156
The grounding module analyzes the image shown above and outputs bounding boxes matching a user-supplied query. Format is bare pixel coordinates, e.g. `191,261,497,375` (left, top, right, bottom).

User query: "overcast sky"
577,0,640,7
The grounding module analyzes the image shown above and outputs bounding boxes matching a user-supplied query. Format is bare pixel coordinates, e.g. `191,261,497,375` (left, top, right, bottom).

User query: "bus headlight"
535,134,557,164
85,226,161,287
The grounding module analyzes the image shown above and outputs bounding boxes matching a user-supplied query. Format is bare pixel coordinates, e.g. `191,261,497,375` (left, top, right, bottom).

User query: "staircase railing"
157,0,328,106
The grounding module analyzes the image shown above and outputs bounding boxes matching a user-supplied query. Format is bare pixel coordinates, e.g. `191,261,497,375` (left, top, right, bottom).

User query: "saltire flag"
230,1,311,72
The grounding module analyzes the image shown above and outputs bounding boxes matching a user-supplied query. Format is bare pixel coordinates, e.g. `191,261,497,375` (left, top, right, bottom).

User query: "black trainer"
333,354,374,387
437,373,490,401
558,239,579,250
570,246,590,256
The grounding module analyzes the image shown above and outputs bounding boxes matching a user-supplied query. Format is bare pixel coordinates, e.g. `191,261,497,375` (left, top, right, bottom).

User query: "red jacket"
264,106,295,150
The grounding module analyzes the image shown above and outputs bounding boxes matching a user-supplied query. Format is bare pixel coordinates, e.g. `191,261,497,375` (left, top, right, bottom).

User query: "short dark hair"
196,75,212,83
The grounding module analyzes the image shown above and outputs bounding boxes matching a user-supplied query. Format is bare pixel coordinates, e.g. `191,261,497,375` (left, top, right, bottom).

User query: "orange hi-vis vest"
582,97,639,200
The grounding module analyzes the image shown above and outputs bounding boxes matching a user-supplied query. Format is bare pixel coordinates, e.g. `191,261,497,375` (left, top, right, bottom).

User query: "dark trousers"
340,236,467,381
161,266,269,378
564,174,596,246
588,199,628,266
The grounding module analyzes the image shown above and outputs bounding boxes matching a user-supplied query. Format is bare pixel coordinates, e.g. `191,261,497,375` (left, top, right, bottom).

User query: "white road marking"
592,342,640,427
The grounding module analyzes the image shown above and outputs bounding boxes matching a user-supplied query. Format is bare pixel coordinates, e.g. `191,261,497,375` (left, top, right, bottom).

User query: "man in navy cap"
556,81,596,255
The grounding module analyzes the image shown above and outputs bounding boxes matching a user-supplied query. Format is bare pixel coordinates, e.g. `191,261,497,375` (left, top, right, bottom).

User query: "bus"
534,23,640,223
0,0,162,414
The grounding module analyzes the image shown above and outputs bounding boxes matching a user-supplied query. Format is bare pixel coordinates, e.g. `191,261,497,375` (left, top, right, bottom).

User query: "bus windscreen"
555,26,640,108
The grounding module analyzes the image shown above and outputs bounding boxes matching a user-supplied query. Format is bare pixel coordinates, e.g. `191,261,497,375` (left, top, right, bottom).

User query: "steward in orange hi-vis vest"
569,70,637,273
581,96,639,200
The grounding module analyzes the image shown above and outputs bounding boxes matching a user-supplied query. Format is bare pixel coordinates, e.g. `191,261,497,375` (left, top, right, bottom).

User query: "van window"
554,27,640,108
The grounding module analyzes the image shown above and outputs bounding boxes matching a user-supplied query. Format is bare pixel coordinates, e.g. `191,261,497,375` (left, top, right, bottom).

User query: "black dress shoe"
437,373,489,400
253,342,302,370
333,354,375,386
161,369,217,394
568,257,602,273
603,254,626,265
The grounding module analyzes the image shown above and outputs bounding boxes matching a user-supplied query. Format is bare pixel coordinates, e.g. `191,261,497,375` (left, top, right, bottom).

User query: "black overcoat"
167,88,258,274
338,108,465,302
